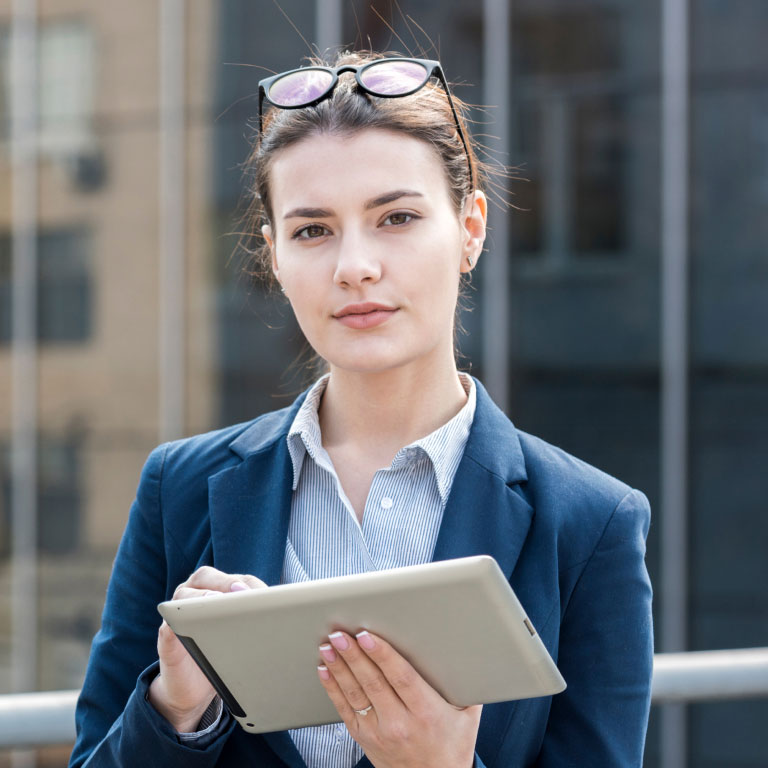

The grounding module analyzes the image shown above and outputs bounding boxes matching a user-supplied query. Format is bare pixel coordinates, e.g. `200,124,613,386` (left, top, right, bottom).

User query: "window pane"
571,94,627,254
38,20,94,155
0,228,92,344
38,228,92,343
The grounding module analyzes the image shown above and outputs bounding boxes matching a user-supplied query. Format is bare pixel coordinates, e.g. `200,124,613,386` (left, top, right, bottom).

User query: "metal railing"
1,648,767,750
650,647,768,703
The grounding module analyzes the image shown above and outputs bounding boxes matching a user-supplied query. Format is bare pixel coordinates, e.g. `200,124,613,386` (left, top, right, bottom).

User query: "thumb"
157,620,189,668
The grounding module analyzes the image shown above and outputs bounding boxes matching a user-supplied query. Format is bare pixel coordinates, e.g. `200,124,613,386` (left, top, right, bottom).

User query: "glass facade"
0,1,765,765
687,3,768,766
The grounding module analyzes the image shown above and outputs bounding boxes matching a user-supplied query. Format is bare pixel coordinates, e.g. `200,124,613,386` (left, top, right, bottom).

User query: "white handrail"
1,648,767,749
651,647,768,702
0,689,79,749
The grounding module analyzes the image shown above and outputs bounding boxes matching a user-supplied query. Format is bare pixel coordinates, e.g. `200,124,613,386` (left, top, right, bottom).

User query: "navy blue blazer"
70,380,653,768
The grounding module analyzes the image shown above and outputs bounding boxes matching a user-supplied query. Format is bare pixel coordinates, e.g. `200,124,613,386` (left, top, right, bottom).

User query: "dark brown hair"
235,49,494,286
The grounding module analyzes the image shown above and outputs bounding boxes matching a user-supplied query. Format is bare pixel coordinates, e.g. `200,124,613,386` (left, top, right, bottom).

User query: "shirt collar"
286,374,330,490
286,373,476,505
404,374,475,504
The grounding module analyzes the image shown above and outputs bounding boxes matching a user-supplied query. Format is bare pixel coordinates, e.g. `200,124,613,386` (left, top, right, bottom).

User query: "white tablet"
157,555,565,734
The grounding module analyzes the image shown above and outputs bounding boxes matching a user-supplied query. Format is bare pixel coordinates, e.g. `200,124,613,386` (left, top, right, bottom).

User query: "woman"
70,51,653,768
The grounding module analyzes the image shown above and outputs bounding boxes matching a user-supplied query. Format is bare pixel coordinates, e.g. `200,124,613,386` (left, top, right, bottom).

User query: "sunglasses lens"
267,69,334,107
359,60,429,96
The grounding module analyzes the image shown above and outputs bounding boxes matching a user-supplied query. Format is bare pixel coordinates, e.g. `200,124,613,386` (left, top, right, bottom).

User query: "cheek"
282,265,335,342
421,248,462,306
280,256,324,297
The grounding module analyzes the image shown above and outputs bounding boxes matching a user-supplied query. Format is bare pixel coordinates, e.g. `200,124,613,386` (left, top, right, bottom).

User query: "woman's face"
264,128,486,375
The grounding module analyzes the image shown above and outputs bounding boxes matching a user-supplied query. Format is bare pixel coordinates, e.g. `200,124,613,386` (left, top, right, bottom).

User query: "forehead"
267,128,452,213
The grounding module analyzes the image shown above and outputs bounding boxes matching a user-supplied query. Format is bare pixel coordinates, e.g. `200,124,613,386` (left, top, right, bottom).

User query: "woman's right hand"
147,566,266,732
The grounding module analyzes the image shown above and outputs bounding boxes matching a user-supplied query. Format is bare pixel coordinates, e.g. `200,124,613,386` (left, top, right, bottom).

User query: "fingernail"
317,665,330,681
319,643,337,663
230,581,248,592
356,631,375,651
328,632,349,651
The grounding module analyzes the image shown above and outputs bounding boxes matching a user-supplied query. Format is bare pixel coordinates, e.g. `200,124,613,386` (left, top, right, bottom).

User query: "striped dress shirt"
282,373,476,768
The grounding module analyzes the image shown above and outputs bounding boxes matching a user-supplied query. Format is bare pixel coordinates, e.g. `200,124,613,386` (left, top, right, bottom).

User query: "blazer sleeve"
69,445,236,768
536,489,654,767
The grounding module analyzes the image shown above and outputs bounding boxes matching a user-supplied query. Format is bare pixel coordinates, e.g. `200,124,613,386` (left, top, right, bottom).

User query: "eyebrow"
283,189,424,220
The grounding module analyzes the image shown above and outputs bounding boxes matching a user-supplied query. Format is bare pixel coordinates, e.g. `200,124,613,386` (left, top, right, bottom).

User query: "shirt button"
380,496,394,510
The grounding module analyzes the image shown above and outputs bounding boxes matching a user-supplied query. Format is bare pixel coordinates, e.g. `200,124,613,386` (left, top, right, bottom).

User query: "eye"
382,211,417,227
292,223,330,240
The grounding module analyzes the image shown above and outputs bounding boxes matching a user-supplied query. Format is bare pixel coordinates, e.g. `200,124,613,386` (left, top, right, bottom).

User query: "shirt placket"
364,452,419,569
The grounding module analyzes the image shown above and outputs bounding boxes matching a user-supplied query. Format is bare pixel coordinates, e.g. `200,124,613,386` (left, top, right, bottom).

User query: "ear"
459,190,487,274
262,224,279,282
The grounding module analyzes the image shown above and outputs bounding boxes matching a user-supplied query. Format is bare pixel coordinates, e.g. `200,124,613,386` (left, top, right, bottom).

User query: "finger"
157,619,186,663
171,585,224,601
155,621,215,714
232,574,267,590
316,664,368,733
185,565,267,592
353,630,437,713
157,621,204,674
319,639,381,717
176,567,266,598
325,631,404,717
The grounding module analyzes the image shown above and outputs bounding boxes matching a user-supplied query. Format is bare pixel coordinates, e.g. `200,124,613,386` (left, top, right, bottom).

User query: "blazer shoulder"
154,401,298,490
516,430,632,502
515,429,649,568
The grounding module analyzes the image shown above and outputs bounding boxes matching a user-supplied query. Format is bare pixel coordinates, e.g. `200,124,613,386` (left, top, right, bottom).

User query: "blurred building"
0,0,219,698
0,1,766,767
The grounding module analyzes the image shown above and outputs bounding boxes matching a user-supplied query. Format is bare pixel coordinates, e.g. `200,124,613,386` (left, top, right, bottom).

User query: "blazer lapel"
208,439,293,586
208,399,305,585
433,378,533,582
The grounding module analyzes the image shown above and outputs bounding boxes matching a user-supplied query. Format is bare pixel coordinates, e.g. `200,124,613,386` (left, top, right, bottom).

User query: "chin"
327,357,410,375
322,347,423,375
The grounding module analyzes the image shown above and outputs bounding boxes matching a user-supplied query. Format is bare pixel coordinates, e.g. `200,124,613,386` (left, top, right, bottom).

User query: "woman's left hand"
317,630,482,768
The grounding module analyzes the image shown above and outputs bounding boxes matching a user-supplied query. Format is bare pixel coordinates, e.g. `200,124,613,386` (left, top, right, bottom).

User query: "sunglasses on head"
258,57,474,190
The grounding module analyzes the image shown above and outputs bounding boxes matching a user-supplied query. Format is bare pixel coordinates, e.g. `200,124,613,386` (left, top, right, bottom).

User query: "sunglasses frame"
258,57,474,190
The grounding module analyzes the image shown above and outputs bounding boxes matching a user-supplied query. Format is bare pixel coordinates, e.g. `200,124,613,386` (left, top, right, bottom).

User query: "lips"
333,302,398,330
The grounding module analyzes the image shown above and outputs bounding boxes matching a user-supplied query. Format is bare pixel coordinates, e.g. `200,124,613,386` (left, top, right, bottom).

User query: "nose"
332,229,382,289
